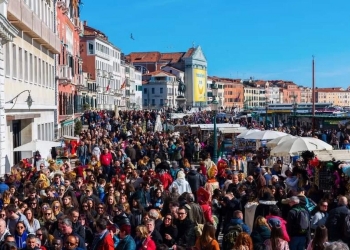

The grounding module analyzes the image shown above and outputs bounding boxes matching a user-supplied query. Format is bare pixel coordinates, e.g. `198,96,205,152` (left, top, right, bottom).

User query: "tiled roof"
160,52,185,63
183,48,195,58
126,52,162,63
316,87,345,92
143,70,176,77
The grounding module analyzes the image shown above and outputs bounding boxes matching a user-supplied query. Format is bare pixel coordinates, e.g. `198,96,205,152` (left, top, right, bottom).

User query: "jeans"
289,236,306,250
79,156,87,165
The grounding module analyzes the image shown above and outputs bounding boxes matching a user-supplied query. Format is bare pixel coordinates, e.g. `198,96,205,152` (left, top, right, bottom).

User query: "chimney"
84,20,87,26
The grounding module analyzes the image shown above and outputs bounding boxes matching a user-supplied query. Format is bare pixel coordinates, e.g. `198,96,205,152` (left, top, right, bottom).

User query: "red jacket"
155,172,173,190
140,236,156,250
200,203,214,224
100,153,112,166
97,232,114,250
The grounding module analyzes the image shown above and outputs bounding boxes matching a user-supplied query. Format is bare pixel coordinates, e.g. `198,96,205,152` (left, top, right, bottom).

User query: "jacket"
187,202,205,225
169,178,192,195
195,238,220,250
187,170,205,194
141,236,156,250
224,218,251,235
264,238,289,250
254,200,278,221
325,205,349,241
251,225,271,246
100,153,112,167
286,205,308,237
175,218,196,247
265,215,290,241
15,232,28,250
116,235,136,250
94,232,114,250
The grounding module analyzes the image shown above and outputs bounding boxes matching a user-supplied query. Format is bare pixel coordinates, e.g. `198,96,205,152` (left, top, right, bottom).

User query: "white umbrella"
270,137,333,156
266,135,296,148
243,130,287,140
13,140,62,152
236,129,260,139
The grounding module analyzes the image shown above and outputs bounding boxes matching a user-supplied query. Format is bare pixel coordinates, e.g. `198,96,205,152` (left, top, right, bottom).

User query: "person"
135,225,156,250
5,204,30,235
194,223,220,250
264,225,289,250
284,196,309,250
63,235,80,250
144,219,162,247
324,241,349,250
174,207,196,248
60,218,85,250
310,200,328,230
0,219,10,246
14,221,28,250
325,196,349,242
306,225,327,250
90,219,114,250
22,235,40,250
116,224,136,250
159,214,177,248
51,238,63,250
234,232,253,250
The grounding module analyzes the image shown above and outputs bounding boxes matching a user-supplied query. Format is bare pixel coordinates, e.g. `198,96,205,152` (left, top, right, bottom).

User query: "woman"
105,194,117,216
36,227,52,248
311,200,328,230
119,194,131,215
130,199,145,236
307,225,328,250
78,214,93,247
51,201,62,218
135,225,156,250
0,191,11,209
251,216,271,247
24,208,40,234
85,198,97,218
264,226,289,250
39,208,56,227
151,189,164,210
14,221,28,249
195,223,219,250
234,232,253,250
62,195,74,212
159,214,178,247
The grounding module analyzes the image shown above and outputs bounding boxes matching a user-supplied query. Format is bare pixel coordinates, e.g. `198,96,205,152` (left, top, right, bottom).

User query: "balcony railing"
57,65,72,83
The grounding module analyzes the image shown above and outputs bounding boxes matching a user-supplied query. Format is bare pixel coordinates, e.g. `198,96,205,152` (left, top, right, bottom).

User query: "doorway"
13,120,21,164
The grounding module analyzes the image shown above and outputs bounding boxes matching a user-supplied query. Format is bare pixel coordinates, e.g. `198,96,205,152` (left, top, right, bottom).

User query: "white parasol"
266,135,296,148
243,130,287,140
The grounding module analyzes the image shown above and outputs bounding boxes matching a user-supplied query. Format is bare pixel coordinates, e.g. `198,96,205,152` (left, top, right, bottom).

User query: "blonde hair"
136,225,149,238
254,216,270,229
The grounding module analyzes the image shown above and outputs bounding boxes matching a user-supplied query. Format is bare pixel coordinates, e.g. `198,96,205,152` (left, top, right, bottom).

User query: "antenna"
192,41,195,48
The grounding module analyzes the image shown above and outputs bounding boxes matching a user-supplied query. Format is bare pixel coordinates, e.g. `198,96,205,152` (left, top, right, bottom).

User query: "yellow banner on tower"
193,68,206,102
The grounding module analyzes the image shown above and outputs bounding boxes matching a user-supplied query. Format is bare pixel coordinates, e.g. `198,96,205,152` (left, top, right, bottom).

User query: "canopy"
270,137,333,156
236,129,261,139
194,123,240,131
14,140,62,152
266,135,296,148
219,127,247,134
243,130,287,140
315,150,350,162
170,113,188,119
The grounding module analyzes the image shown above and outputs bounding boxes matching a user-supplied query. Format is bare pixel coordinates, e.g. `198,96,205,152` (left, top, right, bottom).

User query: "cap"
281,196,300,204
177,171,185,179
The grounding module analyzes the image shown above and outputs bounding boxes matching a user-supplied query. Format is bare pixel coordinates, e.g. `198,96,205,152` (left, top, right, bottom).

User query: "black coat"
326,205,349,241
186,170,205,194
160,224,178,247
175,218,196,247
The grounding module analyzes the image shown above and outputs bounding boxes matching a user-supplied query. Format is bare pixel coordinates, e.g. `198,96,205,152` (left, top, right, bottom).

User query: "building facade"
56,0,84,137
316,87,350,106
207,77,225,109
299,87,312,103
80,21,122,111
5,0,60,170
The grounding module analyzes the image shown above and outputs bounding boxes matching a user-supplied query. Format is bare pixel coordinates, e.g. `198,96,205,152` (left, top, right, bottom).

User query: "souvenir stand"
313,150,350,195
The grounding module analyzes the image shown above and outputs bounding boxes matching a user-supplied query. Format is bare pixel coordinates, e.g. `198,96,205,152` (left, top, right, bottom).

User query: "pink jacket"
265,215,290,242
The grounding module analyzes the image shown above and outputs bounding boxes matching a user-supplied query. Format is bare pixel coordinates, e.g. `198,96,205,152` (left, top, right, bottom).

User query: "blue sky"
81,0,350,88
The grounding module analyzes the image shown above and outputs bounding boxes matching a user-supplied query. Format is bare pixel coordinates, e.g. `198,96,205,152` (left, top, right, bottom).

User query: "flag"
106,84,110,92
120,80,126,89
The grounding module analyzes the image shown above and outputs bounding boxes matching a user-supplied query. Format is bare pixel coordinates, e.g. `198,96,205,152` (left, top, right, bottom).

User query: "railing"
58,65,72,81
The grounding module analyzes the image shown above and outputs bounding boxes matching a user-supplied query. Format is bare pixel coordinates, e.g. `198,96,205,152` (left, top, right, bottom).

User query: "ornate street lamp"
210,81,219,164
6,90,34,110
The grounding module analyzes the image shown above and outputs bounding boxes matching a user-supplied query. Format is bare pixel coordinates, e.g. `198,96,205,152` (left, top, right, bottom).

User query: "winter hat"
177,171,185,179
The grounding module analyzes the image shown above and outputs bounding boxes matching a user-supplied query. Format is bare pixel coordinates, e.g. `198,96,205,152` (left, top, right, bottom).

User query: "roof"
183,48,195,58
316,87,345,92
143,70,176,77
126,48,195,64
159,52,185,63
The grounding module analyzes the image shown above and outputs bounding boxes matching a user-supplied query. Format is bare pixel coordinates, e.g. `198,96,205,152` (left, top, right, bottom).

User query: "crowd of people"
0,109,349,250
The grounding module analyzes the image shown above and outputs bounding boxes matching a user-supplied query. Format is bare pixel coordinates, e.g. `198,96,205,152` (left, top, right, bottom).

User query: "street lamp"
265,101,269,128
293,102,298,126
210,81,219,164
5,90,34,110
164,99,168,132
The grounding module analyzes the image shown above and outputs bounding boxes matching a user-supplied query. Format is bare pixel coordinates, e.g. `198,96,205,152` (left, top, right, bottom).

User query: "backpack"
222,224,243,250
293,207,310,232
343,212,350,238
305,198,317,213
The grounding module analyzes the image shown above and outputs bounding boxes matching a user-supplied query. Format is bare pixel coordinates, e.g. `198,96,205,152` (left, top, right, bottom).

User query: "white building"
265,81,280,104
4,0,60,171
243,86,266,108
207,77,225,109
142,70,179,109
133,70,142,109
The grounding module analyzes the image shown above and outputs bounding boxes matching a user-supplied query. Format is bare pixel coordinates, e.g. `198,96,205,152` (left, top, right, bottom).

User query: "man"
52,238,63,250
69,210,85,239
77,141,88,165
174,207,196,248
100,148,113,181
0,219,10,246
186,166,205,198
285,196,309,250
145,219,163,247
116,224,136,250
185,193,205,225
22,234,40,250
63,235,79,250
5,204,30,235
60,218,86,250
0,178,8,195
90,219,114,250
326,196,349,242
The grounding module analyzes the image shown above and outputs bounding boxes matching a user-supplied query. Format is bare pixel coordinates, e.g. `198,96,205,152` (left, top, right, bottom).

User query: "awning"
315,150,350,162
218,127,247,134
6,113,41,120
197,123,241,130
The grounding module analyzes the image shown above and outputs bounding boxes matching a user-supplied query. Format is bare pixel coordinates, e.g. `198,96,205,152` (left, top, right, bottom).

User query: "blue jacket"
15,232,28,249
225,218,251,235
116,235,136,250
0,183,9,194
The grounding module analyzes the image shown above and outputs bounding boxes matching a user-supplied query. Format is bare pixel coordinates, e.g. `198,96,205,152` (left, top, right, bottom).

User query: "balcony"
8,0,61,53
114,90,124,97
73,18,83,33
57,65,73,84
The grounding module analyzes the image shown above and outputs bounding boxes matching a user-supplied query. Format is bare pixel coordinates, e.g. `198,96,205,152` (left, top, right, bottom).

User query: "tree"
74,120,82,136
83,103,90,111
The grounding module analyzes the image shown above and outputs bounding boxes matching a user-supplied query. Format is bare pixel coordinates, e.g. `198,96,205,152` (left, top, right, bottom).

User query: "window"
151,88,155,94
34,56,37,83
38,58,41,85
29,54,33,82
143,88,147,94
160,87,163,94
5,44,9,76
143,99,148,106
12,45,17,78
88,42,94,54
38,125,41,140
151,99,155,105
46,62,48,87
24,50,28,81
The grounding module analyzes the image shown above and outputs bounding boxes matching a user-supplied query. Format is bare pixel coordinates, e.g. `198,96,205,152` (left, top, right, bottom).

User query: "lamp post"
5,90,33,110
210,81,219,164
293,102,298,126
164,99,168,132
265,101,268,128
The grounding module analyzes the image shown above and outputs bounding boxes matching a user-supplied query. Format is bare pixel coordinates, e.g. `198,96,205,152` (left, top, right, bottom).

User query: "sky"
80,0,350,88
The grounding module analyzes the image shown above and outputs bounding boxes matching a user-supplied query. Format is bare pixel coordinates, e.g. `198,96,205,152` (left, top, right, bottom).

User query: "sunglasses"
29,203,37,205
17,226,24,229
45,213,52,215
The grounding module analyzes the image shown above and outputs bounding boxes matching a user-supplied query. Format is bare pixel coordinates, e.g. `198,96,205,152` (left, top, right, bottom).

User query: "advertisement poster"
193,68,207,102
